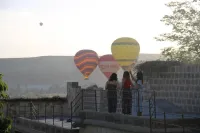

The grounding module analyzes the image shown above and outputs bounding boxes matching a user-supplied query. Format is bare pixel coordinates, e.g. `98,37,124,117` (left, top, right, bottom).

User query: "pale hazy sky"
0,0,173,58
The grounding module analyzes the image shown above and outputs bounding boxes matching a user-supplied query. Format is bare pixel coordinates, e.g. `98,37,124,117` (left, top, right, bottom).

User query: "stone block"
170,79,173,84
187,66,191,72
188,105,193,112
170,67,175,72
169,86,173,91
174,79,178,84
194,65,199,72
191,79,195,84
196,99,200,105
193,106,199,112
187,99,191,105
174,73,178,78
179,78,185,85
187,73,191,78
165,92,169,97
183,92,188,98
192,73,195,78
171,73,175,78
183,73,187,78
195,86,200,91
181,99,185,105
177,99,181,104
184,86,189,91
174,98,177,103
186,80,190,84
193,93,198,99
169,92,173,97
166,79,169,84
189,92,193,98
179,86,184,91
179,73,183,78
191,100,195,105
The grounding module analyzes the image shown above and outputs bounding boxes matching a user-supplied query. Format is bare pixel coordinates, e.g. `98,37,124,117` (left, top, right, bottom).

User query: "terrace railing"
69,88,200,132
1,88,200,133
69,87,156,127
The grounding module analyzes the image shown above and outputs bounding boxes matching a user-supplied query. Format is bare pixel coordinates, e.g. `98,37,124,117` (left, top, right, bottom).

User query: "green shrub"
0,116,12,133
0,74,12,133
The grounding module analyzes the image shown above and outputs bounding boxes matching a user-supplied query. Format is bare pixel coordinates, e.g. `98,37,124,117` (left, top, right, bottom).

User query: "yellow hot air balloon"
111,37,140,71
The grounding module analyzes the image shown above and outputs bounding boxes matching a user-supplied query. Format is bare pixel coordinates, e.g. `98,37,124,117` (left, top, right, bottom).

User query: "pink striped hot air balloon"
98,54,120,79
74,49,99,80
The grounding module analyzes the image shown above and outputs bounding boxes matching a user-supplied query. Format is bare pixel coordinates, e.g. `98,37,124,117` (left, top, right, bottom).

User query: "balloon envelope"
111,37,140,71
98,54,120,79
74,50,99,79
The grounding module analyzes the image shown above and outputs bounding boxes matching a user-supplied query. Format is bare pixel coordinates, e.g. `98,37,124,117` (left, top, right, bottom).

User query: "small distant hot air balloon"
39,22,43,26
74,49,99,80
111,37,140,71
99,54,120,79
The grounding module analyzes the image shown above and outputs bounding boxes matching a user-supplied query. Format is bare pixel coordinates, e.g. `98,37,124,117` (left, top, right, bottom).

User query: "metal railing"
70,88,156,126
2,88,200,133
70,89,83,127
69,88,200,132
30,101,37,120
5,103,66,128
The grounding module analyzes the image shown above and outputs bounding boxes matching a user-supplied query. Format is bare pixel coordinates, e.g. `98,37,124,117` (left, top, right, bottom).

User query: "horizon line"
0,53,161,59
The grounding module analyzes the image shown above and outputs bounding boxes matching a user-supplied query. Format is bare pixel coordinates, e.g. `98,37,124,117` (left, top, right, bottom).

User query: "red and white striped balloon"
98,54,120,79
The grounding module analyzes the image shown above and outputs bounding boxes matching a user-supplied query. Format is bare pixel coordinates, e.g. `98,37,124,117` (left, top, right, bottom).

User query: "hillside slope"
0,54,160,88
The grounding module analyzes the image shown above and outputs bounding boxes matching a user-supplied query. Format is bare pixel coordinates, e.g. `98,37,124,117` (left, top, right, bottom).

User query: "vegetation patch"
0,74,12,133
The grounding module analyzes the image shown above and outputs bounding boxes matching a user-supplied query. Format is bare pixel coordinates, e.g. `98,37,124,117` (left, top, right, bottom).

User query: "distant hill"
0,54,161,88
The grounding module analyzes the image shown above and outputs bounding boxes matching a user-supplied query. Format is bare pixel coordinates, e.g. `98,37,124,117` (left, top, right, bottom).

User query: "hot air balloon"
74,50,99,80
99,54,120,79
39,22,43,26
111,37,140,71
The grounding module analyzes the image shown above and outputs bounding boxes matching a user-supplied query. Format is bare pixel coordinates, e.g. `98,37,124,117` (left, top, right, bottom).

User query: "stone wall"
3,101,68,118
77,89,150,114
78,111,192,133
13,117,79,133
2,82,80,118
146,65,200,113
79,126,133,133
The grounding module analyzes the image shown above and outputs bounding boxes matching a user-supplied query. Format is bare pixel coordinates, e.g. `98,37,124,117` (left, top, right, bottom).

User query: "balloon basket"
84,78,89,80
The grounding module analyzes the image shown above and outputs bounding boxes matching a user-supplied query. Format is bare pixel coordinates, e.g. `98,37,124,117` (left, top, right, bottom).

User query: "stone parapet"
143,65,200,113
78,111,192,133
13,117,79,133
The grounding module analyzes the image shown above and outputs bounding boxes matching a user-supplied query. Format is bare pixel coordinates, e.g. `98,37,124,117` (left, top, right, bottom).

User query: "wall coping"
79,110,150,125
78,111,150,132
14,117,79,133
14,125,45,133
78,111,192,133
83,119,149,133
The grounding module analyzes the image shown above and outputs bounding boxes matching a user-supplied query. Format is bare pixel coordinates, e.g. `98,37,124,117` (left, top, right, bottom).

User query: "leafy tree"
155,0,200,63
0,74,12,133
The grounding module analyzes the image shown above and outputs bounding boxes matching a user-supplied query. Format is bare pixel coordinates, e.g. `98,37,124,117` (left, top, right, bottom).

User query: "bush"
0,74,12,133
0,116,12,133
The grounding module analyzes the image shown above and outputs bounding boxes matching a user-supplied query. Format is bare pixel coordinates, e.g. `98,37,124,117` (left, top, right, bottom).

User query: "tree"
0,74,12,133
155,0,200,63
